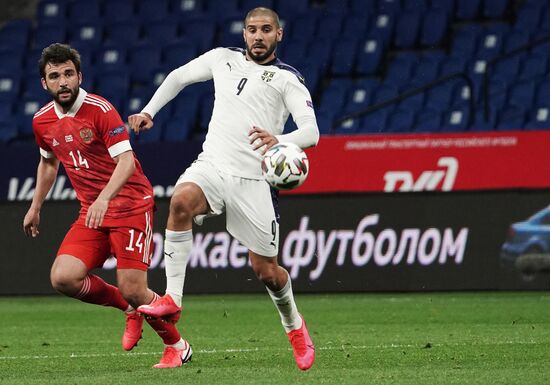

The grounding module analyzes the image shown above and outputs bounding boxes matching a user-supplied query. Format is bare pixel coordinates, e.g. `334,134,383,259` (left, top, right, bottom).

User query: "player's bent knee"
169,195,195,223
118,281,147,308
50,271,83,297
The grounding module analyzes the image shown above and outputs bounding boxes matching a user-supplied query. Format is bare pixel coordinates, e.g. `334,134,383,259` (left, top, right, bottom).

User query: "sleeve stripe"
108,140,132,158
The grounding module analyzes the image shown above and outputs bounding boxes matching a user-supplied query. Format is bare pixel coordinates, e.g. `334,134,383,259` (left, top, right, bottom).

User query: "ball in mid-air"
261,142,309,190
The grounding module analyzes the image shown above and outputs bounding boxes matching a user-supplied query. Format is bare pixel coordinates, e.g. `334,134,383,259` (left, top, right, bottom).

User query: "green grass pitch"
1,292,550,385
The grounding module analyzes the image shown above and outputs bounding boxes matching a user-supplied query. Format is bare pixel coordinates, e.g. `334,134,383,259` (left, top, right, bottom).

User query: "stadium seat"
308,39,334,72
36,0,67,25
104,21,142,46
414,109,441,132
95,45,128,72
317,14,344,40
241,0,274,11
514,4,543,35
369,13,395,44
170,0,204,19
315,110,336,135
95,72,130,98
476,23,509,59
16,98,44,136
171,93,200,121
378,0,401,13
497,105,526,130
343,79,379,115
373,83,399,104
518,54,547,81
525,107,550,130
104,0,136,23
536,79,550,104
323,0,349,14
398,83,425,112
335,117,361,135
386,109,415,132
139,0,170,21
483,0,509,19
430,0,455,15
289,14,318,40
143,19,180,44
492,56,520,79
355,36,384,76
129,44,163,83
471,108,497,131
67,0,101,24
385,55,416,88
204,0,239,19
403,0,428,12
441,108,470,131
163,41,198,69
33,24,67,49
163,116,193,142
319,79,353,116
0,75,20,101
181,18,216,53
360,108,390,133
218,19,246,48
276,0,309,18
0,49,24,73
330,40,358,76
0,19,32,50
451,29,479,57
487,77,508,110
508,81,536,108
412,56,441,84
69,23,104,48
341,14,370,39
420,8,448,47
393,11,421,49
456,0,481,20
504,31,530,53
349,0,377,15
0,120,18,142
439,56,466,76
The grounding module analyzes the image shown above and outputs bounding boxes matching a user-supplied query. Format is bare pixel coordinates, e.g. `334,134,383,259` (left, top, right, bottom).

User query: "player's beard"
50,85,79,109
246,41,278,63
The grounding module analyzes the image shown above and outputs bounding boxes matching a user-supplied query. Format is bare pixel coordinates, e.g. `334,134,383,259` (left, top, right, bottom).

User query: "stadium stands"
0,0,548,143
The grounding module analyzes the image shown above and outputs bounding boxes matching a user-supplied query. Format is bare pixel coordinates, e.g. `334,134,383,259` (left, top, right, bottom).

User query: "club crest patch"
79,127,94,143
261,70,275,82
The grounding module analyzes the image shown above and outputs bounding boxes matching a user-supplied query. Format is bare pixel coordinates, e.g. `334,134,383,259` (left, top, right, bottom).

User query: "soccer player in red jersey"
23,43,191,368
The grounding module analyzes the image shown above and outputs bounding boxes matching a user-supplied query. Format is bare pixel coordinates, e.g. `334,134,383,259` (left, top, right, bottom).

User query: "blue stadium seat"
33,24,67,49
350,0,377,15
487,77,508,110
241,0,274,11
335,117,361,135
412,56,441,84
95,45,128,72
439,56,466,75
373,84,399,103
124,89,154,118
181,18,216,53
369,13,396,44
143,19,180,44
536,79,550,104
0,19,32,50
387,109,415,132
280,39,309,68
508,81,536,108
497,105,526,130
343,79,379,114
204,0,239,19
163,116,193,142
514,4,543,35
451,80,473,108
218,19,245,48
456,0,481,20
104,0,136,23
493,56,520,79
518,54,547,81
430,0,455,15
441,108,470,132
37,0,67,25
420,8,448,47
414,109,441,132
0,120,17,142
129,44,163,83
385,55,416,88
378,0,401,13
394,11,421,49
139,0,170,21
21,75,46,100
403,0,428,12
471,108,496,131
67,0,101,24
0,102,13,124
94,72,130,98
451,29,479,57
476,23,509,59
172,93,200,120
319,79,353,116
541,6,550,33
104,21,142,46
16,98,44,136
276,0,309,18
330,40,358,76
323,0,349,14
360,108,390,133
355,36,384,75
0,49,24,73
70,22,104,48
0,75,20,101
342,14,370,39
317,14,344,40
525,107,550,130
315,110,336,135
163,41,198,69
170,0,204,19
398,83,425,112
308,39,334,72
483,0,509,19
289,14,318,40
504,31,530,53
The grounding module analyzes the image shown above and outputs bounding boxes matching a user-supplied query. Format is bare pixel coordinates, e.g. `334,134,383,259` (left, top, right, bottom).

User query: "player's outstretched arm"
23,156,60,237
127,112,154,134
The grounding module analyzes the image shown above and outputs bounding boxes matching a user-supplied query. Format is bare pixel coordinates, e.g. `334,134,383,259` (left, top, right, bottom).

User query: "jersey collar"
53,88,87,119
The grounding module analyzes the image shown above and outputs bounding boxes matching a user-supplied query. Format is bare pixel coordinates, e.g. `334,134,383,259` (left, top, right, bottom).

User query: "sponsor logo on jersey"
109,126,125,137
79,127,94,143
65,135,73,142
52,138,59,147
261,70,275,82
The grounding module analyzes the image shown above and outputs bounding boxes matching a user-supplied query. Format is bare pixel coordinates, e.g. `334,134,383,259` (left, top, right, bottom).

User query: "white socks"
164,229,193,307
266,274,302,333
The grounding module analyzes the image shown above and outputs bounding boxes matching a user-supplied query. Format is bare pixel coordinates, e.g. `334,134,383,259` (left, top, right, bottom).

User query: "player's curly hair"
38,43,81,78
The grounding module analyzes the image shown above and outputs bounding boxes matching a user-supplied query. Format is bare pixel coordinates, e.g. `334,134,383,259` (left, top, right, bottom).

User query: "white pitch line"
0,340,543,361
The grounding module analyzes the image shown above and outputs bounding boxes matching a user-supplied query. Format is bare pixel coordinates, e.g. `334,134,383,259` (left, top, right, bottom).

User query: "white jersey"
142,47,319,179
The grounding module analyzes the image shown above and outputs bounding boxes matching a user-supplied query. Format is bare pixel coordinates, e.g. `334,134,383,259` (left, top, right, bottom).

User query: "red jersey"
32,89,154,219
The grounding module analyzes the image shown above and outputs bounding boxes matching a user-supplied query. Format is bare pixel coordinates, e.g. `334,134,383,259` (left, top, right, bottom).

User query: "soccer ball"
261,142,309,190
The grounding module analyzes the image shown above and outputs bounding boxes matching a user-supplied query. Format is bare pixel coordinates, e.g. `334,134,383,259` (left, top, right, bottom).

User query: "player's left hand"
249,126,278,155
86,198,109,229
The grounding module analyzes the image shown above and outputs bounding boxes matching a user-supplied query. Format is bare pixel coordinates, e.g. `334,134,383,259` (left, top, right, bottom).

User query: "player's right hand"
128,112,154,133
23,208,40,238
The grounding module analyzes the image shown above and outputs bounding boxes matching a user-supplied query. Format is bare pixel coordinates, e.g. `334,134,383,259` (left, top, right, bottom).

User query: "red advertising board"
293,131,550,194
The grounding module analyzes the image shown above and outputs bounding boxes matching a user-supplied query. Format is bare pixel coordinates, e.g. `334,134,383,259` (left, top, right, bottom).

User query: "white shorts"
176,160,280,256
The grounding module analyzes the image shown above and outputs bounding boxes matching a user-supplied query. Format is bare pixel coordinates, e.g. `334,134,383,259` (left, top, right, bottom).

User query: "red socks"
75,274,129,311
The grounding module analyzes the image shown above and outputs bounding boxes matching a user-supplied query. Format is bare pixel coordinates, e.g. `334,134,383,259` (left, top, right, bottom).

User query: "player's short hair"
244,7,281,28
39,43,81,78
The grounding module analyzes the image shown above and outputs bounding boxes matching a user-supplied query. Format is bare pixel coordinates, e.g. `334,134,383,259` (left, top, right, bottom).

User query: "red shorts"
57,210,154,271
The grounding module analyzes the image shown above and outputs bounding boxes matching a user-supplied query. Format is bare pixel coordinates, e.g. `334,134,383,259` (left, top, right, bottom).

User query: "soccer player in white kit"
128,7,319,370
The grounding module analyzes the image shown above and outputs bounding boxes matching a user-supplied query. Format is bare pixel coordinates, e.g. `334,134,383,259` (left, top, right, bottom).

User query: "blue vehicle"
501,206,550,270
